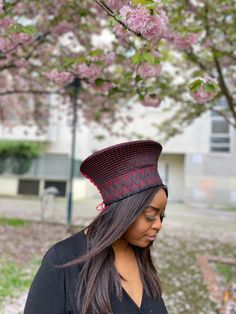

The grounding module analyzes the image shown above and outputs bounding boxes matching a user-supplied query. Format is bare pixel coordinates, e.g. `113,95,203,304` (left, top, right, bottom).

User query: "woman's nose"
151,218,162,231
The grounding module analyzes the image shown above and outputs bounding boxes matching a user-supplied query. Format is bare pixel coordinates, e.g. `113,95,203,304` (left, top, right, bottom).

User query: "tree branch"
3,0,21,14
204,2,236,121
211,53,236,120
209,106,236,128
0,31,51,71
95,0,143,38
185,49,208,71
0,89,65,96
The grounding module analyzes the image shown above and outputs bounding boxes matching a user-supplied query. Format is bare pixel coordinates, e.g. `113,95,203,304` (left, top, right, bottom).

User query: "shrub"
0,141,44,175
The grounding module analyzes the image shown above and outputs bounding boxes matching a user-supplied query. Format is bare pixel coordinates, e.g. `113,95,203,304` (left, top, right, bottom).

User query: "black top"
24,231,168,314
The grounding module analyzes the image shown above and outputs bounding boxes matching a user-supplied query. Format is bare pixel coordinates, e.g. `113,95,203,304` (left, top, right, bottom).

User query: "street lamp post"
66,77,80,227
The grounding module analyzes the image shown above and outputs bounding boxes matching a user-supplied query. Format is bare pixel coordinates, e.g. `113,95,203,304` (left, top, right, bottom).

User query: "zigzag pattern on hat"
100,166,162,204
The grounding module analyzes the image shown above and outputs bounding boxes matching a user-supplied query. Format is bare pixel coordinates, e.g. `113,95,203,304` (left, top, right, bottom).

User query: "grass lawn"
0,258,39,306
215,262,236,286
0,217,29,227
0,217,69,313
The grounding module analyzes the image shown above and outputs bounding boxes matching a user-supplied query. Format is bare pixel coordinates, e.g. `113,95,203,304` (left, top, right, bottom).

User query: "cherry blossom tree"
0,0,235,140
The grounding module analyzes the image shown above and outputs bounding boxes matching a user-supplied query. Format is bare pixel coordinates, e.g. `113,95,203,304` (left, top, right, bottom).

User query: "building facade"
0,100,235,207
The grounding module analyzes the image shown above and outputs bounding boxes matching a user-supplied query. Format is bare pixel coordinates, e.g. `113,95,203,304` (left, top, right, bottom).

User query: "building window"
18,179,40,196
210,100,231,153
44,181,66,197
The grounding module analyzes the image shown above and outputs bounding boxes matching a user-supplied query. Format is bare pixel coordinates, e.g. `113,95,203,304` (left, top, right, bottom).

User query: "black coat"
24,231,168,314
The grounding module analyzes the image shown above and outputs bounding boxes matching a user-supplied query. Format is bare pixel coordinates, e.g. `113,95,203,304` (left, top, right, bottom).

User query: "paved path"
0,196,236,239
0,196,99,225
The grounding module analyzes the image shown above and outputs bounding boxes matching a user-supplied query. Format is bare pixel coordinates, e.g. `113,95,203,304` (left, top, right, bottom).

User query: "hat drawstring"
96,201,109,212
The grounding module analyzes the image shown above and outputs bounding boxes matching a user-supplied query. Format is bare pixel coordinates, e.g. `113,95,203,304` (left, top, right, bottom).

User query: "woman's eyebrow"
145,205,165,212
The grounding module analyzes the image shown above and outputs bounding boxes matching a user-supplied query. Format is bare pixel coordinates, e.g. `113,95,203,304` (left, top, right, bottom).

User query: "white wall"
0,94,213,158
159,154,185,202
0,177,18,196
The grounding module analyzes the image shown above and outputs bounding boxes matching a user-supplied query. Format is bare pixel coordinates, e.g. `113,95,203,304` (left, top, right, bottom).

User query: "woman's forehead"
149,188,167,208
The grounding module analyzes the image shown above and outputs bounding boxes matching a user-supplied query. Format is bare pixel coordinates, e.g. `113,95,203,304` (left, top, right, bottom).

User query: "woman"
24,140,169,314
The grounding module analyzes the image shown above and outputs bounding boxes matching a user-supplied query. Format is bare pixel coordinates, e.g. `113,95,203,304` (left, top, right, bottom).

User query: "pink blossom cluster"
0,32,32,53
0,74,9,91
52,21,74,35
47,63,102,86
103,52,116,65
142,10,168,41
202,37,213,49
0,18,11,28
10,32,32,44
141,96,161,107
0,0,4,13
191,86,218,103
106,0,126,11
114,24,130,44
120,5,168,41
0,19,14,53
190,78,219,104
138,62,161,78
46,70,74,86
94,81,113,94
0,38,16,53
74,63,101,81
14,58,28,68
93,52,116,65
173,33,199,50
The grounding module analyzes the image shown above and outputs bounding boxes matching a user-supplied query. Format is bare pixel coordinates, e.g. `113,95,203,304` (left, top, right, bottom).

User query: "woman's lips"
146,235,156,241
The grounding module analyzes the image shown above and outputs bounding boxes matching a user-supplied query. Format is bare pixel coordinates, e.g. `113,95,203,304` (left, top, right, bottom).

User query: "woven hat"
80,140,167,210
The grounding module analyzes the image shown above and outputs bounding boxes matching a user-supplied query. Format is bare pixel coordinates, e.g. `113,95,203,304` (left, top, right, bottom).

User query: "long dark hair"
63,186,167,314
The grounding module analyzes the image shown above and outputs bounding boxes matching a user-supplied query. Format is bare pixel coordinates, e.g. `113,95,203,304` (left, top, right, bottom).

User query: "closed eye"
145,216,156,222
145,214,166,222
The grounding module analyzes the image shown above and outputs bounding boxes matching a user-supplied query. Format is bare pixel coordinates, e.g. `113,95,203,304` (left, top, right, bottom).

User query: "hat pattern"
100,166,162,204
80,140,165,208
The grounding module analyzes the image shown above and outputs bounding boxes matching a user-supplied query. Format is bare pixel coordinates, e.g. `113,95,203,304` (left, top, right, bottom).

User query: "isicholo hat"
80,140,167,211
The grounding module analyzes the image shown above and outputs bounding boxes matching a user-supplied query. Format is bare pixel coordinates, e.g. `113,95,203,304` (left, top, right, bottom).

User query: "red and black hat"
80,140,167,210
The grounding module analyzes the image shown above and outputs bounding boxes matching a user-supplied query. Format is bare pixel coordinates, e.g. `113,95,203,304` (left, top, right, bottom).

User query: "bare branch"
209,107,236,128
0,89,65,96
185,49,208,72
212,54,236,119
203,2,236,120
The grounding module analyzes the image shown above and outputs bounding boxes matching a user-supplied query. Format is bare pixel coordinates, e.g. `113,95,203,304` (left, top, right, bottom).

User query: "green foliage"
93,111,102,121
204,82,218,93
131,52,143,64
9,24,37,35
143,52,158,64
222,207,236,212
131,51,160,65
215,262,235,285
95,78,106,86
188,79,203,92
0,141,44,175
131,0,158,9
0,141,43,158
89,49,103,57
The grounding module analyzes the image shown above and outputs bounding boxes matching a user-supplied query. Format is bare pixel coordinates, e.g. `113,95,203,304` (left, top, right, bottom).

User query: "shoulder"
43,230,87,265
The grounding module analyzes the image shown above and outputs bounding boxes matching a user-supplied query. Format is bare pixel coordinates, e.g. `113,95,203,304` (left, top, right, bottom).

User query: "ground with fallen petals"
1,203,236,314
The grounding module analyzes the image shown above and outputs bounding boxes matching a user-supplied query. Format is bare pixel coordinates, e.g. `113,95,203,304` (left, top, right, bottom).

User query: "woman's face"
122,188,167,248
